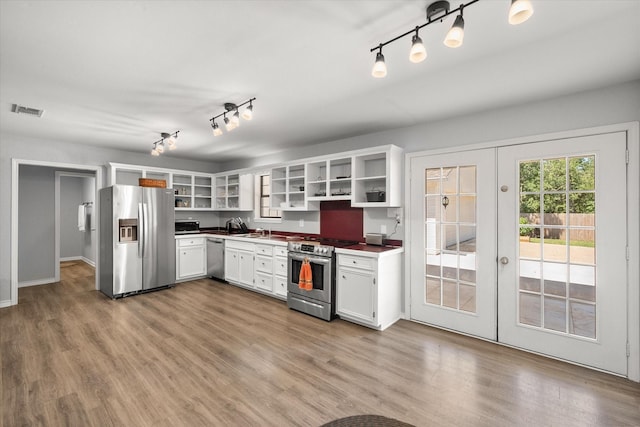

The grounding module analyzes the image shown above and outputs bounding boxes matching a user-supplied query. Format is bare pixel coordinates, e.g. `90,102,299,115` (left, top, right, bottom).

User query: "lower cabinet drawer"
255,272,273,292
255,255,273,274
274,256,287,277
274,246,288,257
338,254,375,270
177,238,205,247
274,276,287,297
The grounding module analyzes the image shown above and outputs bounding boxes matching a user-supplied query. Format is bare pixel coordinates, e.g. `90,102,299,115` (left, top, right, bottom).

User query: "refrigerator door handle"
142,203,150,258
138,202,144,257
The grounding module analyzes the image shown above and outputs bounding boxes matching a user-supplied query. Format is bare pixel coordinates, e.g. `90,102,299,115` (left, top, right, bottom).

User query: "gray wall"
0,138,222,302
2,79,639,303
225,80,640,170
60,176,84,260
18,166,56,284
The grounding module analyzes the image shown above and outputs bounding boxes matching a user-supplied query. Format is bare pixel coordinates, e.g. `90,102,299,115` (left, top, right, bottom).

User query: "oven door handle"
288,253,331,265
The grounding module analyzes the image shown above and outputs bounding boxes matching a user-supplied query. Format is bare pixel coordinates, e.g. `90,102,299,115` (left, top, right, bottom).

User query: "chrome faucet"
256,227,265,237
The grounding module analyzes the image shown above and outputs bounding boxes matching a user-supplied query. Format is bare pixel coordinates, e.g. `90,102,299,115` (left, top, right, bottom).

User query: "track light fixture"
370,0,534,78
150,131,179,156
209,97,256,137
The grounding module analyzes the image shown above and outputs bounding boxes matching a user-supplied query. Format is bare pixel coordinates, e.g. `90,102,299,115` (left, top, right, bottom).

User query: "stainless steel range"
287,241,336,321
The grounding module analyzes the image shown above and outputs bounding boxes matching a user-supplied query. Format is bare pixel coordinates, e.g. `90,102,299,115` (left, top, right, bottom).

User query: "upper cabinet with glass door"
352,145,402,207
214,173,254,211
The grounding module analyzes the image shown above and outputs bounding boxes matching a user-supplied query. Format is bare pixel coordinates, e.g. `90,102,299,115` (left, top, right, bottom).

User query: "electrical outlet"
395,213,401,225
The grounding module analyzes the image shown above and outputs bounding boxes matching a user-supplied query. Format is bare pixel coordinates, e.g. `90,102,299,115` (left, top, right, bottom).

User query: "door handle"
500,257,509,265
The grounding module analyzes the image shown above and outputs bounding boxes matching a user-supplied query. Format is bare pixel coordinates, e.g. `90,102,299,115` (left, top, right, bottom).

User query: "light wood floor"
2,262,639,427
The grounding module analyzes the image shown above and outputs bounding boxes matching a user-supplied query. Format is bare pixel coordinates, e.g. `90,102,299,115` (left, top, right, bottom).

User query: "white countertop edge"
334,246,404,258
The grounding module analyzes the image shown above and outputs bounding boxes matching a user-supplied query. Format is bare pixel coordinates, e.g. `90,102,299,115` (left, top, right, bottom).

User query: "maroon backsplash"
320,200,363,242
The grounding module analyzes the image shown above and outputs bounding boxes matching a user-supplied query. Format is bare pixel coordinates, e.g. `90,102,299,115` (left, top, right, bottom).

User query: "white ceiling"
1,1,639,163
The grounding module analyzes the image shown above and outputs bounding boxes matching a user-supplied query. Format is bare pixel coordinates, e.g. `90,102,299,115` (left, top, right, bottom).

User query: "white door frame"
11,159,102,305
404,122,639,382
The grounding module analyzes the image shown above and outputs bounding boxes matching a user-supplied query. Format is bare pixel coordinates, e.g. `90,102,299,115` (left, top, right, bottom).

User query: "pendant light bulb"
409,32,427,63
242,104,253,121
166,135,176,148
151,145,159,156
509,0,534,25
156,142,164,153
371,49,387,78
444,13,465,48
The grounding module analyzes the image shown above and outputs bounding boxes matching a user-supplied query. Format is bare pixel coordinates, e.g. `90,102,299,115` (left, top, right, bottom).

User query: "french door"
409,148,497,340
410,132,628,375
497,132,628,374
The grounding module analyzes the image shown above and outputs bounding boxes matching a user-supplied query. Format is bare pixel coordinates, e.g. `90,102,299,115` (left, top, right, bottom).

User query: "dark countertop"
339,243,404,254
191,228,404,251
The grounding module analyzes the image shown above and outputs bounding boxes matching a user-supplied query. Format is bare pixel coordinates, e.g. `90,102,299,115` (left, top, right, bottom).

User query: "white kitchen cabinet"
108,163,215,211
351,145,402,207
214,173,254,210
225,239,255,289
336,248,403,330
270,164,317,211
176,237,207,281
306,157,353,201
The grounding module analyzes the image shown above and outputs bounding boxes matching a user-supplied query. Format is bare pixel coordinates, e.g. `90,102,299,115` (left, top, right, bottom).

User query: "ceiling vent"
11,104,44,117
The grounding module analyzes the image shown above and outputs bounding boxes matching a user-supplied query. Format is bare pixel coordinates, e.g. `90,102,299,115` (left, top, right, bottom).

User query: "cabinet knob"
342,275,346,279
352,260,356,264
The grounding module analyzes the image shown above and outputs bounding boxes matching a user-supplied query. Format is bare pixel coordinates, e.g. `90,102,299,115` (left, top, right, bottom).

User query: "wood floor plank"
1,261,639,426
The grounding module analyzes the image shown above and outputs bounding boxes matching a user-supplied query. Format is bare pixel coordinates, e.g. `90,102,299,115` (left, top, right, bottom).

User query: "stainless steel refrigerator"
99,185,175,298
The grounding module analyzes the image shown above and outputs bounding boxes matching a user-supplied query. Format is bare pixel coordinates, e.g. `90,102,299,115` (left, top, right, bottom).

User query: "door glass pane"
543,158,566,191
519,292,541,327
518,155,597,338
423,165,477,313
459,196,475,223
569,156,595,191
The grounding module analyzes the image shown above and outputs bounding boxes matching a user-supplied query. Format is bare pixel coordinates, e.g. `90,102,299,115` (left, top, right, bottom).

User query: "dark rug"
320,415,415,427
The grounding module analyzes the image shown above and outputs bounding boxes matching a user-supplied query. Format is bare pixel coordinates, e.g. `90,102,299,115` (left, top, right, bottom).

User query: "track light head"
224,114,234,132
151,146,159,156
444,13,465,48
242,103,253,120
509,0,534,25
231,110,240,127
212,121,223,136
371,48,387,78
156,142,164,153
409,31,427,63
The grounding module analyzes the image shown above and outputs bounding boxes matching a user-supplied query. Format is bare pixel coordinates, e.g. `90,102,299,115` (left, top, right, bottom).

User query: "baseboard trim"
81,257,95,267
0,299,13,308
18,277,57,288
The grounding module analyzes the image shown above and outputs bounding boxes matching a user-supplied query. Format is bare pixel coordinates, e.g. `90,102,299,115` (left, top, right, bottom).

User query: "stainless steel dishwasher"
206,237,225,280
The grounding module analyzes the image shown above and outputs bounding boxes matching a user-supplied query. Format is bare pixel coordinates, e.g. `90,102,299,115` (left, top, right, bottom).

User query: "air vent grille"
11,104,44,117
